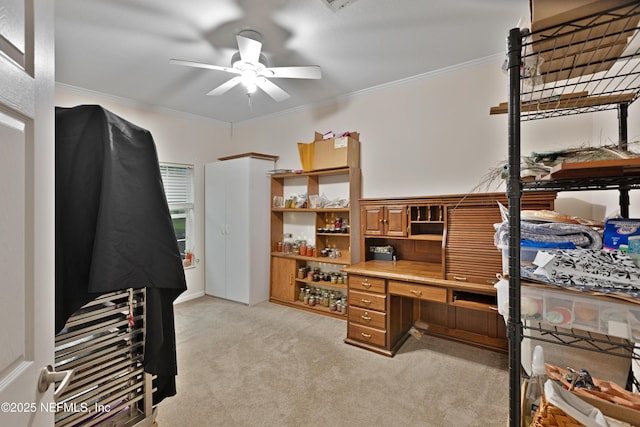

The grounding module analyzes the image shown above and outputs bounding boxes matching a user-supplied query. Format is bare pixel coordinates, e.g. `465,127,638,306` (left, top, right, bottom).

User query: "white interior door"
205,161,228,298
225,158,249,304
0,1,56,425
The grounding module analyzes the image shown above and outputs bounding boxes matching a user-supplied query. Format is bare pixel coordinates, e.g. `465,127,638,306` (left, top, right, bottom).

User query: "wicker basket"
530,393,586,427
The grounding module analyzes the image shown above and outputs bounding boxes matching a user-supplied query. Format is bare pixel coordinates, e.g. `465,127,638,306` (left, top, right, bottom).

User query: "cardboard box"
529,0,640,82
297,131,360,171
603,218,640,249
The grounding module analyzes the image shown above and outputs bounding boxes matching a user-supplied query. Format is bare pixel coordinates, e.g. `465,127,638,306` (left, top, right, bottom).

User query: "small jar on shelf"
282,233,293,254
321,290,330,307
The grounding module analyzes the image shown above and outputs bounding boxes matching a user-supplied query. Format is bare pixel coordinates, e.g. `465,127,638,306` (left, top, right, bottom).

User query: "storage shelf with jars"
295,280,348,317
269,167,361,319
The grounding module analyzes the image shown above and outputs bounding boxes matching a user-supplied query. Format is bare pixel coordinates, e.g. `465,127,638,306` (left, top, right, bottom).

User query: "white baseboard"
174,290,205,305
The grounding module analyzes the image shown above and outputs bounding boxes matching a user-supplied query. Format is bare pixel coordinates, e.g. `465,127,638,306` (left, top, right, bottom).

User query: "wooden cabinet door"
362,205,384,235
270,257,297,302
362,205,407,237
385,205,408,237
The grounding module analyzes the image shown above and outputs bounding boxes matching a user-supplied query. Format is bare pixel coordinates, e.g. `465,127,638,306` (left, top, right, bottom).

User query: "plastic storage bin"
521,285,640,342
498,244,546,275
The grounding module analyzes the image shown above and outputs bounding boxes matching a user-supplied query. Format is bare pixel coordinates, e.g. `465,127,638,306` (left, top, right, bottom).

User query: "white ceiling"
55,0,530,124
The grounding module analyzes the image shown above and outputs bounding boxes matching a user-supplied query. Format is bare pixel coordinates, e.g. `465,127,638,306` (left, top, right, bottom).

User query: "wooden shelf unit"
269,166,361,319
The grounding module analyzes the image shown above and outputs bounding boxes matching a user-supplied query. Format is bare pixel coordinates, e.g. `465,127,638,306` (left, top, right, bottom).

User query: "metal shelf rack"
54,289,155,427
502,2,640,425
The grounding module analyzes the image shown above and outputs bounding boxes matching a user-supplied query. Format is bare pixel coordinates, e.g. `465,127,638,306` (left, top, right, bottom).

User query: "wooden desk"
343,260,508,356
345,192,555,356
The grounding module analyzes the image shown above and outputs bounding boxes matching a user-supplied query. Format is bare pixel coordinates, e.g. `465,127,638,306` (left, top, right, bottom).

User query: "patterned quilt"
525,249,640,299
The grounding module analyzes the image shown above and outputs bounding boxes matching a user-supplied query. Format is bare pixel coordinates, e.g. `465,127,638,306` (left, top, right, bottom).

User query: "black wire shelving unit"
498,2,640,425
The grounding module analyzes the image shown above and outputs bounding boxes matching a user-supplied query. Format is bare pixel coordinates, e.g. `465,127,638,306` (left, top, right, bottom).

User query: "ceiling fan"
170,29,322,102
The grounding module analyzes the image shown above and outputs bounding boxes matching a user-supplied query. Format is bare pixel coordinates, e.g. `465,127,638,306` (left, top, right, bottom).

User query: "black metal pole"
618,103,630,218
507,27,523,427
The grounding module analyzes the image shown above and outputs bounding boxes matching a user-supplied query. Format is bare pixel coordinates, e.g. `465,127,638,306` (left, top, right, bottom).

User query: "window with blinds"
160,163,194,262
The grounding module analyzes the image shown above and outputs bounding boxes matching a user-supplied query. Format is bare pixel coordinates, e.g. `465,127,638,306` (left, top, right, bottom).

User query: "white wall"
234,57,640,219
234,58,515,198
56,85,231,302
55,56,640,300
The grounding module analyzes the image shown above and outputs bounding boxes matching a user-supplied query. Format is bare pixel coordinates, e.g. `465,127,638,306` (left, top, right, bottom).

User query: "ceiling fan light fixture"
245,83,257,94
241,69,258,94
170,29,320,102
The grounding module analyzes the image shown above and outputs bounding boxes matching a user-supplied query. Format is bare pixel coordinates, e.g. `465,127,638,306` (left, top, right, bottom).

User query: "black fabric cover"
55,105,187,404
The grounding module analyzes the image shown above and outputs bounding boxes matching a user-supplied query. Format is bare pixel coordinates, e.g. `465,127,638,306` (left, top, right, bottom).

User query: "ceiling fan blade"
265,66,322,79
169,58,239,74
236,33,262,65
207,76,242,96
256,77,290,102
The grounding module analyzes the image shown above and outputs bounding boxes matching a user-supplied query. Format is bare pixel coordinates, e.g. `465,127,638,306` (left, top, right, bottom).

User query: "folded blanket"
494,220,602,249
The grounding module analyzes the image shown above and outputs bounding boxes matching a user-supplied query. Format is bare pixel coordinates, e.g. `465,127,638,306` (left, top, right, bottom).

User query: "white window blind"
160,164,193,209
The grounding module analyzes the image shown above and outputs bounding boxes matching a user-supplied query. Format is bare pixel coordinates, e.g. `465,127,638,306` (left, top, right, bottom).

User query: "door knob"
38,365,74,400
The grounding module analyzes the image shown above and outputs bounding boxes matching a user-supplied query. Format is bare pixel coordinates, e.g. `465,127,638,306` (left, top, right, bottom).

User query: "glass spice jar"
300,241,307,256
334,217,342,229
308,296,316,307
321,291,330,307
329,293,336,306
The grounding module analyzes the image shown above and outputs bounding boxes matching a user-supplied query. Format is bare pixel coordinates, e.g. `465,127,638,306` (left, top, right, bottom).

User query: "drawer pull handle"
453,276,468,282
361,333,372,339
410,289,422,297
360,299,372,305
361,282,372,289
361,314,372,321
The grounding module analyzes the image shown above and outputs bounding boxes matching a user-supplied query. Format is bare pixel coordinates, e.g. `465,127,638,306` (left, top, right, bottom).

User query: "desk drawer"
347,323,386,347
348,275,386,294
350,290,387,311
349,306,386,329
388,280,447,303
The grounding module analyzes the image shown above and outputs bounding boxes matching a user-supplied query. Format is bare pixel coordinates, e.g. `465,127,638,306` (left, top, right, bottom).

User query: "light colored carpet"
155,296,509,426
